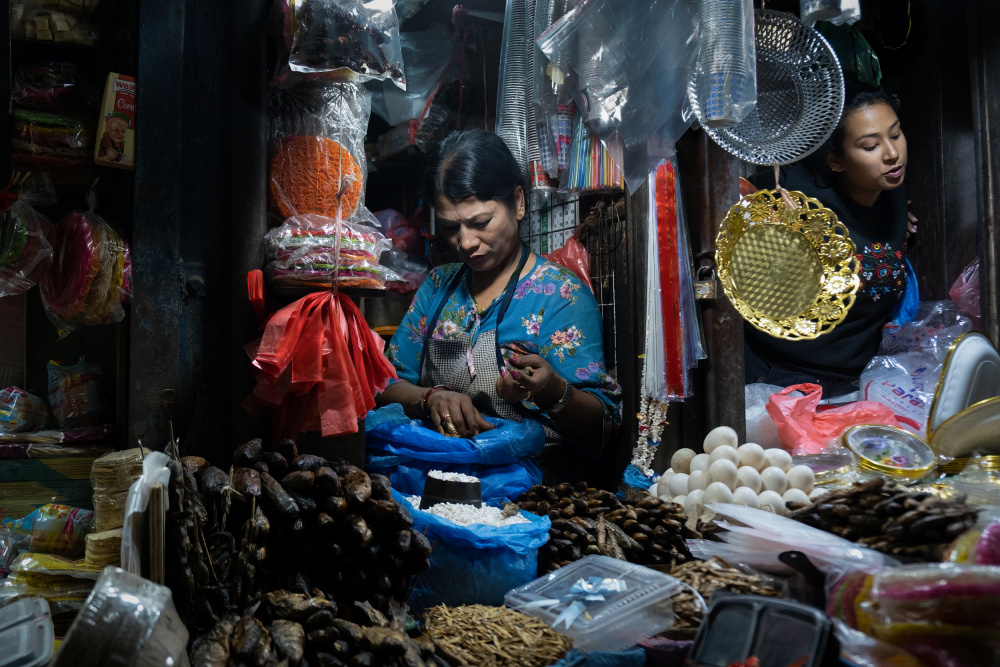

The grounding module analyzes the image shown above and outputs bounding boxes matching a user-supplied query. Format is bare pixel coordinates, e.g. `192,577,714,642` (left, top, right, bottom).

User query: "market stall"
2,0,1000,666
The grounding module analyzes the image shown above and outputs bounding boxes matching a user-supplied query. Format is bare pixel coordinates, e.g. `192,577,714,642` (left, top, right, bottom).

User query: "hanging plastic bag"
949,257,981,329
0,173,55,298
12,109,94,168
392,489,550,611
543,234,592,292
800,0,861,27
0,387,49,433
40,205,131,336
264,214,395,290
888,257,919,325
766,383,920,455
12,61,98,113
46,358,110,429
815,23,882,86
285,0,405,90
369,23,453,126
268,83,373,222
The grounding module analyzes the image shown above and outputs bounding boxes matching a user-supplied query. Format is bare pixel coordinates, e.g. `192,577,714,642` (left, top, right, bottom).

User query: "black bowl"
419,474,482,509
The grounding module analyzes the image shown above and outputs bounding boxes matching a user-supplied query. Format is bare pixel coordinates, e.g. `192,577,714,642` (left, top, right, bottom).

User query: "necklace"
632,394,668,478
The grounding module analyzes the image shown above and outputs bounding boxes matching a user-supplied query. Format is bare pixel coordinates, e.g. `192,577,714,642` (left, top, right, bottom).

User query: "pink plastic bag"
949,257,980,329
766,383,920,455
543,235,593,293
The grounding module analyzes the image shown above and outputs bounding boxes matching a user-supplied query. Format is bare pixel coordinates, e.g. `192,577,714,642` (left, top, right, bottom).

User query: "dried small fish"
271,619,306,665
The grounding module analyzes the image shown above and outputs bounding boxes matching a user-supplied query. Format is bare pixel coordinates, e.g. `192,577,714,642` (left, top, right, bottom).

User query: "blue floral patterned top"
387,258,622,421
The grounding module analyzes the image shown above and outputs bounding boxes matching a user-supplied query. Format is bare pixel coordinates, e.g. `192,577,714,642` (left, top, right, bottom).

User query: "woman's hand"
907,200,918,239
425,389,493,438
496,354,566,408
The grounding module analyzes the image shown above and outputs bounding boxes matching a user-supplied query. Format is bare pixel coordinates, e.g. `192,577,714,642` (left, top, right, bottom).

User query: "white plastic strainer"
689,9,845,165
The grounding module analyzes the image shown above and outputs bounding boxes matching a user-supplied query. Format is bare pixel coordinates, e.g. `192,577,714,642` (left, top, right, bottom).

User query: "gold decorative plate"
928,396,1000,460
716,189,861,340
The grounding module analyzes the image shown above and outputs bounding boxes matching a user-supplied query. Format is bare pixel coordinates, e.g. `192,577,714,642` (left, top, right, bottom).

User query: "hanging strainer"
689,9,844,165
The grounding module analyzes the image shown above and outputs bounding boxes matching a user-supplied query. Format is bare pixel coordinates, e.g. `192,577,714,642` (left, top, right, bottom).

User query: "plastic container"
0,597,54,667
420,474,482,509
505,554,683,652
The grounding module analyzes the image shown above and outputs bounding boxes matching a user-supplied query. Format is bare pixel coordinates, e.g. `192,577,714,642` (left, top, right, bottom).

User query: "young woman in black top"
745,83,918,397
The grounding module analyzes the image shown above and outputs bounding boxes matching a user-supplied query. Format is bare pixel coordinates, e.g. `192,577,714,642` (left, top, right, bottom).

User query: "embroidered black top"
745,163,908,380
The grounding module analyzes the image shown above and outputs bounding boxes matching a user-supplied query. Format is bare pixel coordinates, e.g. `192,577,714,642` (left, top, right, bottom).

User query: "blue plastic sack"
889,257,919,326
369,459,542,503
550,648,647,667
365,404,546,465
391,489,550,612
622,464,655,492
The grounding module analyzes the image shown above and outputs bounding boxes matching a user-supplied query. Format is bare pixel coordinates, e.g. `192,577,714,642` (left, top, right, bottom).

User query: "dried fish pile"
423,604,572,667
168,438,435,664
191,597,443,667
787,478,979,561
667,558,781,636
516,482,698,573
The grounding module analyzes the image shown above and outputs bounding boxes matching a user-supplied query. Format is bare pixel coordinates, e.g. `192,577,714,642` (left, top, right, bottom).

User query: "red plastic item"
766,383,921,456
948,257,981,329
543,235,592,292
244,291,397,438
655,161,685,398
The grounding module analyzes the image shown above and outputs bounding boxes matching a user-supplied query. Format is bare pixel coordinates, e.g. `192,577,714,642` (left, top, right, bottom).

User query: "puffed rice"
428,470,480,483
407,496,529,527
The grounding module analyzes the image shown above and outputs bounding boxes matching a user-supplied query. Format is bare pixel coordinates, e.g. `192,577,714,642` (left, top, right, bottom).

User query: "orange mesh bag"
270,135,363,219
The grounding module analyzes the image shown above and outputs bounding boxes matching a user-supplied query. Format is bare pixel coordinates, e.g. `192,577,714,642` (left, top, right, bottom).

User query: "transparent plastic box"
0,597,54,667
505,554,683,652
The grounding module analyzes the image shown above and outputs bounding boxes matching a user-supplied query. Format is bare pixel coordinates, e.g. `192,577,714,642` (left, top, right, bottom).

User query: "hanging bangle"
538,379,574,415
421,385,453,416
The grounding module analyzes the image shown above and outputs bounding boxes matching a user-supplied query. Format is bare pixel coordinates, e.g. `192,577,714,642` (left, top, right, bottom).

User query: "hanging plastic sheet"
537,0,701,191
369,23,454,127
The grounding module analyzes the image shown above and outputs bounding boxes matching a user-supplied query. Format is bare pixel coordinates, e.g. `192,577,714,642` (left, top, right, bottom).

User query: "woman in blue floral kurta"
377,130,621,482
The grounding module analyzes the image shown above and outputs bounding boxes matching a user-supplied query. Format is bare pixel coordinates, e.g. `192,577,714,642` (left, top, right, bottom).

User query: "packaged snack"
0,387,49,433
11,109,94,168
12,504,95,558
0,172,55,298
46,358,110,429
12,61,98,113
93,73,136,169
11,7,100,45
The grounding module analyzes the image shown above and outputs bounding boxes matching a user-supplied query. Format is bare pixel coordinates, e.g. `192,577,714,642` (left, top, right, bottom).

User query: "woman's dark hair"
425,129,525,211
805,82,901,186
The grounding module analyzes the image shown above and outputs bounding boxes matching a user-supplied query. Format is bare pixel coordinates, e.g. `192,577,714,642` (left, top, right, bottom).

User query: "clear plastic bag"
40,205,132,335
11,109,95,168
800,0,861,27
537,0,700,190
369,23,453,126
744,383,787,449
268,83,373,221
0,174,55,298
46,358,110,429
12,61,98,113
949,257,981,329
693,0,757,128
861,300,973,432
265,214,395,290
287,0,405,90
11,504,95,559
121,452,171,575
0,387,49,433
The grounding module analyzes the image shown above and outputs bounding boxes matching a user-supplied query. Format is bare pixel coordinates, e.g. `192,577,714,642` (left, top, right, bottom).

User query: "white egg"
684,490,704,518
783,488,811,506
758,490,786,515
668,473,690,497
648,482,660,496
689,453,712,474
709,445,740,467
672,495,687,508
764,449,794,472
786,465,816,493
760,466,788,494
809,487,829,501
704,482,735,505
732,487,761,508
736,466,763,494
737,443,767,471
671,448,697,475
656,470,676,497
703,426,739,454
687,470,710,492
708,459,738,490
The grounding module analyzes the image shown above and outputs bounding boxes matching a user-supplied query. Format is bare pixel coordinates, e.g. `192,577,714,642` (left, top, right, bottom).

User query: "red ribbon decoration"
655,161,685,398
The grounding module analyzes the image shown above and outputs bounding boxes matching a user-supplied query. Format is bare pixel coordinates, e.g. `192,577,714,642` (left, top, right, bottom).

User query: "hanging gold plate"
716,189,861,340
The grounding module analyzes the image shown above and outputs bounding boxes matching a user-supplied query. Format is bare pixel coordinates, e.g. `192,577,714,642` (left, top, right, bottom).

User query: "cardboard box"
94,72,135,169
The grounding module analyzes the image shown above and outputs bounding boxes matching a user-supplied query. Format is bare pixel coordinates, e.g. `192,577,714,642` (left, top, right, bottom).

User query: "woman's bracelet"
420,384,453,416
538,378,574,415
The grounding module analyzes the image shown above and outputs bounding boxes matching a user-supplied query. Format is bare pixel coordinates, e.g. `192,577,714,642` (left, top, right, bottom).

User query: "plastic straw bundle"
564,111,622,192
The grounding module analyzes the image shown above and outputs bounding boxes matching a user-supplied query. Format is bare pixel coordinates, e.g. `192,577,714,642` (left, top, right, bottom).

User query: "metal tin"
842,425,936,482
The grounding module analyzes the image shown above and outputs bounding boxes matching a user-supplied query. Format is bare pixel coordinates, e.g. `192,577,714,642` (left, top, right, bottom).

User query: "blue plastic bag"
889,257,919,326
622,464,655,492
366,404,546,465
392,489,550,612
369,459,542,502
